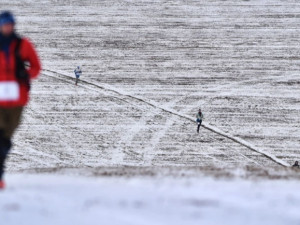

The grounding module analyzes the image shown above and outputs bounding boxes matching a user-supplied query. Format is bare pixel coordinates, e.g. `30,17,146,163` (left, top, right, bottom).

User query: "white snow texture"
0,0,300,224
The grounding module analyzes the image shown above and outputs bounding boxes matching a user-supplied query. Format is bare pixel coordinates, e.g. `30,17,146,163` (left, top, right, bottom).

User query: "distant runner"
74,66,82,85
196,108,204,133
292,161,299,169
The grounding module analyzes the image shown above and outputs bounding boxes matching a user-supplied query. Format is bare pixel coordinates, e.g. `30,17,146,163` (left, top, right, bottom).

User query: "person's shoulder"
20,37,36,48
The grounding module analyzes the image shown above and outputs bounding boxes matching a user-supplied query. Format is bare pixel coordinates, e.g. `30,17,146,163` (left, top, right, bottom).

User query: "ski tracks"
42,68,290,168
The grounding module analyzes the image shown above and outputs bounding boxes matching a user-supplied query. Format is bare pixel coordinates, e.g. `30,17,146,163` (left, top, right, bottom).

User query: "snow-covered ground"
1,0,298,170
0,0,300,224
1,174,300,225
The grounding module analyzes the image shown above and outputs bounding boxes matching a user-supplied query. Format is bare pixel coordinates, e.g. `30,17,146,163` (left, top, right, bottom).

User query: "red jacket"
0,37,41,107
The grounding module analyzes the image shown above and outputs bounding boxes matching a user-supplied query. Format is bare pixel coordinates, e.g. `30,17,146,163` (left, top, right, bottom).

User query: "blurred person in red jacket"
0,11,41,189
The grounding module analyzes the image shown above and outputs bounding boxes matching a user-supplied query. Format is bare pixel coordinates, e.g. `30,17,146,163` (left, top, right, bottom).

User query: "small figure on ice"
196,108,204,133
292,161,299,169
74,66,82,85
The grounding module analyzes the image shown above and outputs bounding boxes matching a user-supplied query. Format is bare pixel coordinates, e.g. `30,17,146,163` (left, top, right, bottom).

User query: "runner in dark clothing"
196,109,204,133
292,161,299,169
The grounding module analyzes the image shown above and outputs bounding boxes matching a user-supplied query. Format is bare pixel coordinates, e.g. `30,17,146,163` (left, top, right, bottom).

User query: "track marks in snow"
42,68,289,167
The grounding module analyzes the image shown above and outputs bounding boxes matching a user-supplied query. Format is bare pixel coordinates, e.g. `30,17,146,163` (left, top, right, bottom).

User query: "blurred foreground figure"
0,11,41,189
74,66,82,85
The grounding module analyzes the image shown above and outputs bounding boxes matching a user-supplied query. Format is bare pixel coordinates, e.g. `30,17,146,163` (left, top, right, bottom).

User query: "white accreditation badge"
0,81,20,101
